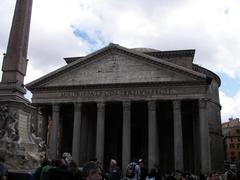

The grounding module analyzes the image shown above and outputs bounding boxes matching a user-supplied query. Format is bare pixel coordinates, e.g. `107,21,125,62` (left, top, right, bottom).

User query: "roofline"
145,49,195,58
64,49,196,64
192,64,221,87
26,43,206,89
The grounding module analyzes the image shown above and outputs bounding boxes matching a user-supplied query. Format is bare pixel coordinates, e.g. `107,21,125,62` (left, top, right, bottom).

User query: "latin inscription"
60,88,171,98
18,112,30,142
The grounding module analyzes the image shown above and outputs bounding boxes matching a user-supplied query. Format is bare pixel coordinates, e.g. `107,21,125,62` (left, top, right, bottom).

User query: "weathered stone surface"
0,103,43,170
39,52,201,87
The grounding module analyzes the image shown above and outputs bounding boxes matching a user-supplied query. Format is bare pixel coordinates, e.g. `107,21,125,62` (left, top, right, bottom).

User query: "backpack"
126,162,136,178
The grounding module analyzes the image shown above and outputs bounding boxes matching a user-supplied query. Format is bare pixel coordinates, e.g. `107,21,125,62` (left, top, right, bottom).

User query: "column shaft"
173,100,184,171
49,104,60,160
122,101,131,175
148,101,158,171
96,102,105,165
199,99,211,174
72,103,82,165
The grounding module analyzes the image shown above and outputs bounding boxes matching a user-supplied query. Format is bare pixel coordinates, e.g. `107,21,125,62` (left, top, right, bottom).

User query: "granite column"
72,103,82,165
96,102,105,165
173,100,184,171
199,99,211,174
49,104,60,160
122,101,131,175
148,101,158,171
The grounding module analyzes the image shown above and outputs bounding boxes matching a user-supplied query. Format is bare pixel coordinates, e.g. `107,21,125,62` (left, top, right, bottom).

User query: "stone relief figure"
0,104,19,141
7,112,19,141
0,105,8,138
30,120,46,152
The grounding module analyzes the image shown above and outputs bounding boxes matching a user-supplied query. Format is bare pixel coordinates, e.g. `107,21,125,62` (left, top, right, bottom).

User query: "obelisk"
0,0,41,170
0,0,33,102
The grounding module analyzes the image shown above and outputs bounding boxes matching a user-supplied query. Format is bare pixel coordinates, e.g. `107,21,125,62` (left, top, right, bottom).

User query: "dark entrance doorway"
131,101,148,165
104,102,123,170
182,100,198,172
60,104,74,156
157,100,174,173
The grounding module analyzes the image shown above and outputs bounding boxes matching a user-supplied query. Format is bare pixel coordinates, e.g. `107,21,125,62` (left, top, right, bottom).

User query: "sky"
0,0,240,122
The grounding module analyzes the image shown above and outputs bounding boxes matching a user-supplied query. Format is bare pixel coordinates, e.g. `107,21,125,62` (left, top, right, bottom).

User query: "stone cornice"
29,80,208,91
192,64,221,87
65,49,195,64
26,43,206,90
144,49,195,59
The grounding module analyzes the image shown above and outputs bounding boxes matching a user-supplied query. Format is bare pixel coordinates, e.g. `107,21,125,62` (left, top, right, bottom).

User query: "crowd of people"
29,154,239,180
1,153,240,180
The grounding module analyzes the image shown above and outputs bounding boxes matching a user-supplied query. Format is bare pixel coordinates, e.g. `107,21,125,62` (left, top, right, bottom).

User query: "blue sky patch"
224,8,229,15
73,28,97,46
219,73,240,97
71,26,109,52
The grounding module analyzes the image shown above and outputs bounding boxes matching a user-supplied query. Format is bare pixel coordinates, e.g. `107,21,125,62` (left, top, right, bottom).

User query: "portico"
32,85,210,173
26,44,223,174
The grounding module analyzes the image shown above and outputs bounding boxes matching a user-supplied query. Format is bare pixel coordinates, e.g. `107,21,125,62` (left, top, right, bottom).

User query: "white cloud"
220,90,240,122
1,0,240,120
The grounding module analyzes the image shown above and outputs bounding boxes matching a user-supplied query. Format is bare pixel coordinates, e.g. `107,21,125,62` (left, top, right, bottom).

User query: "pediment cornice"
30,80,208,92
26,43,206,90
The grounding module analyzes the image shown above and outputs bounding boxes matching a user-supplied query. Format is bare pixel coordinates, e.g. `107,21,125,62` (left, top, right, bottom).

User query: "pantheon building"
26,43,223,174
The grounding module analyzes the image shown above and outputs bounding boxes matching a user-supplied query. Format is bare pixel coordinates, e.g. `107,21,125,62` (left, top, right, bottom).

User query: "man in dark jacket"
109,159,121,180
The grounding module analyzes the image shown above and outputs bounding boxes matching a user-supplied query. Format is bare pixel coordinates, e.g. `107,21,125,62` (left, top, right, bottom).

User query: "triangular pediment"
26,44,206,89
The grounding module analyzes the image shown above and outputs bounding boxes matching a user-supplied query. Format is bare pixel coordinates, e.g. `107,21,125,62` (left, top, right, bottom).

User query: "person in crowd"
174,170,182,180
154,165,163,180
0,156,8,180
138,159,147,180
89,158,108,180
108,159,121,180
68,160,82,180
62,152,72,169
163,171,176,180
40,159,54,180
126,158,141,180
82,161,102,180
47,159,73,180
146,169,157,180
31,157,50,180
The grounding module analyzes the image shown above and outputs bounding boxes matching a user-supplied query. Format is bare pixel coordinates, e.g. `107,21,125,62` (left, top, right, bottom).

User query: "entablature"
30,81,208,104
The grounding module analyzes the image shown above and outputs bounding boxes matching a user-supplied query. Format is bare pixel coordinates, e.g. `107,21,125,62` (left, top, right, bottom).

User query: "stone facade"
26,43,224,174
224,129,240,162
222,118,240,162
